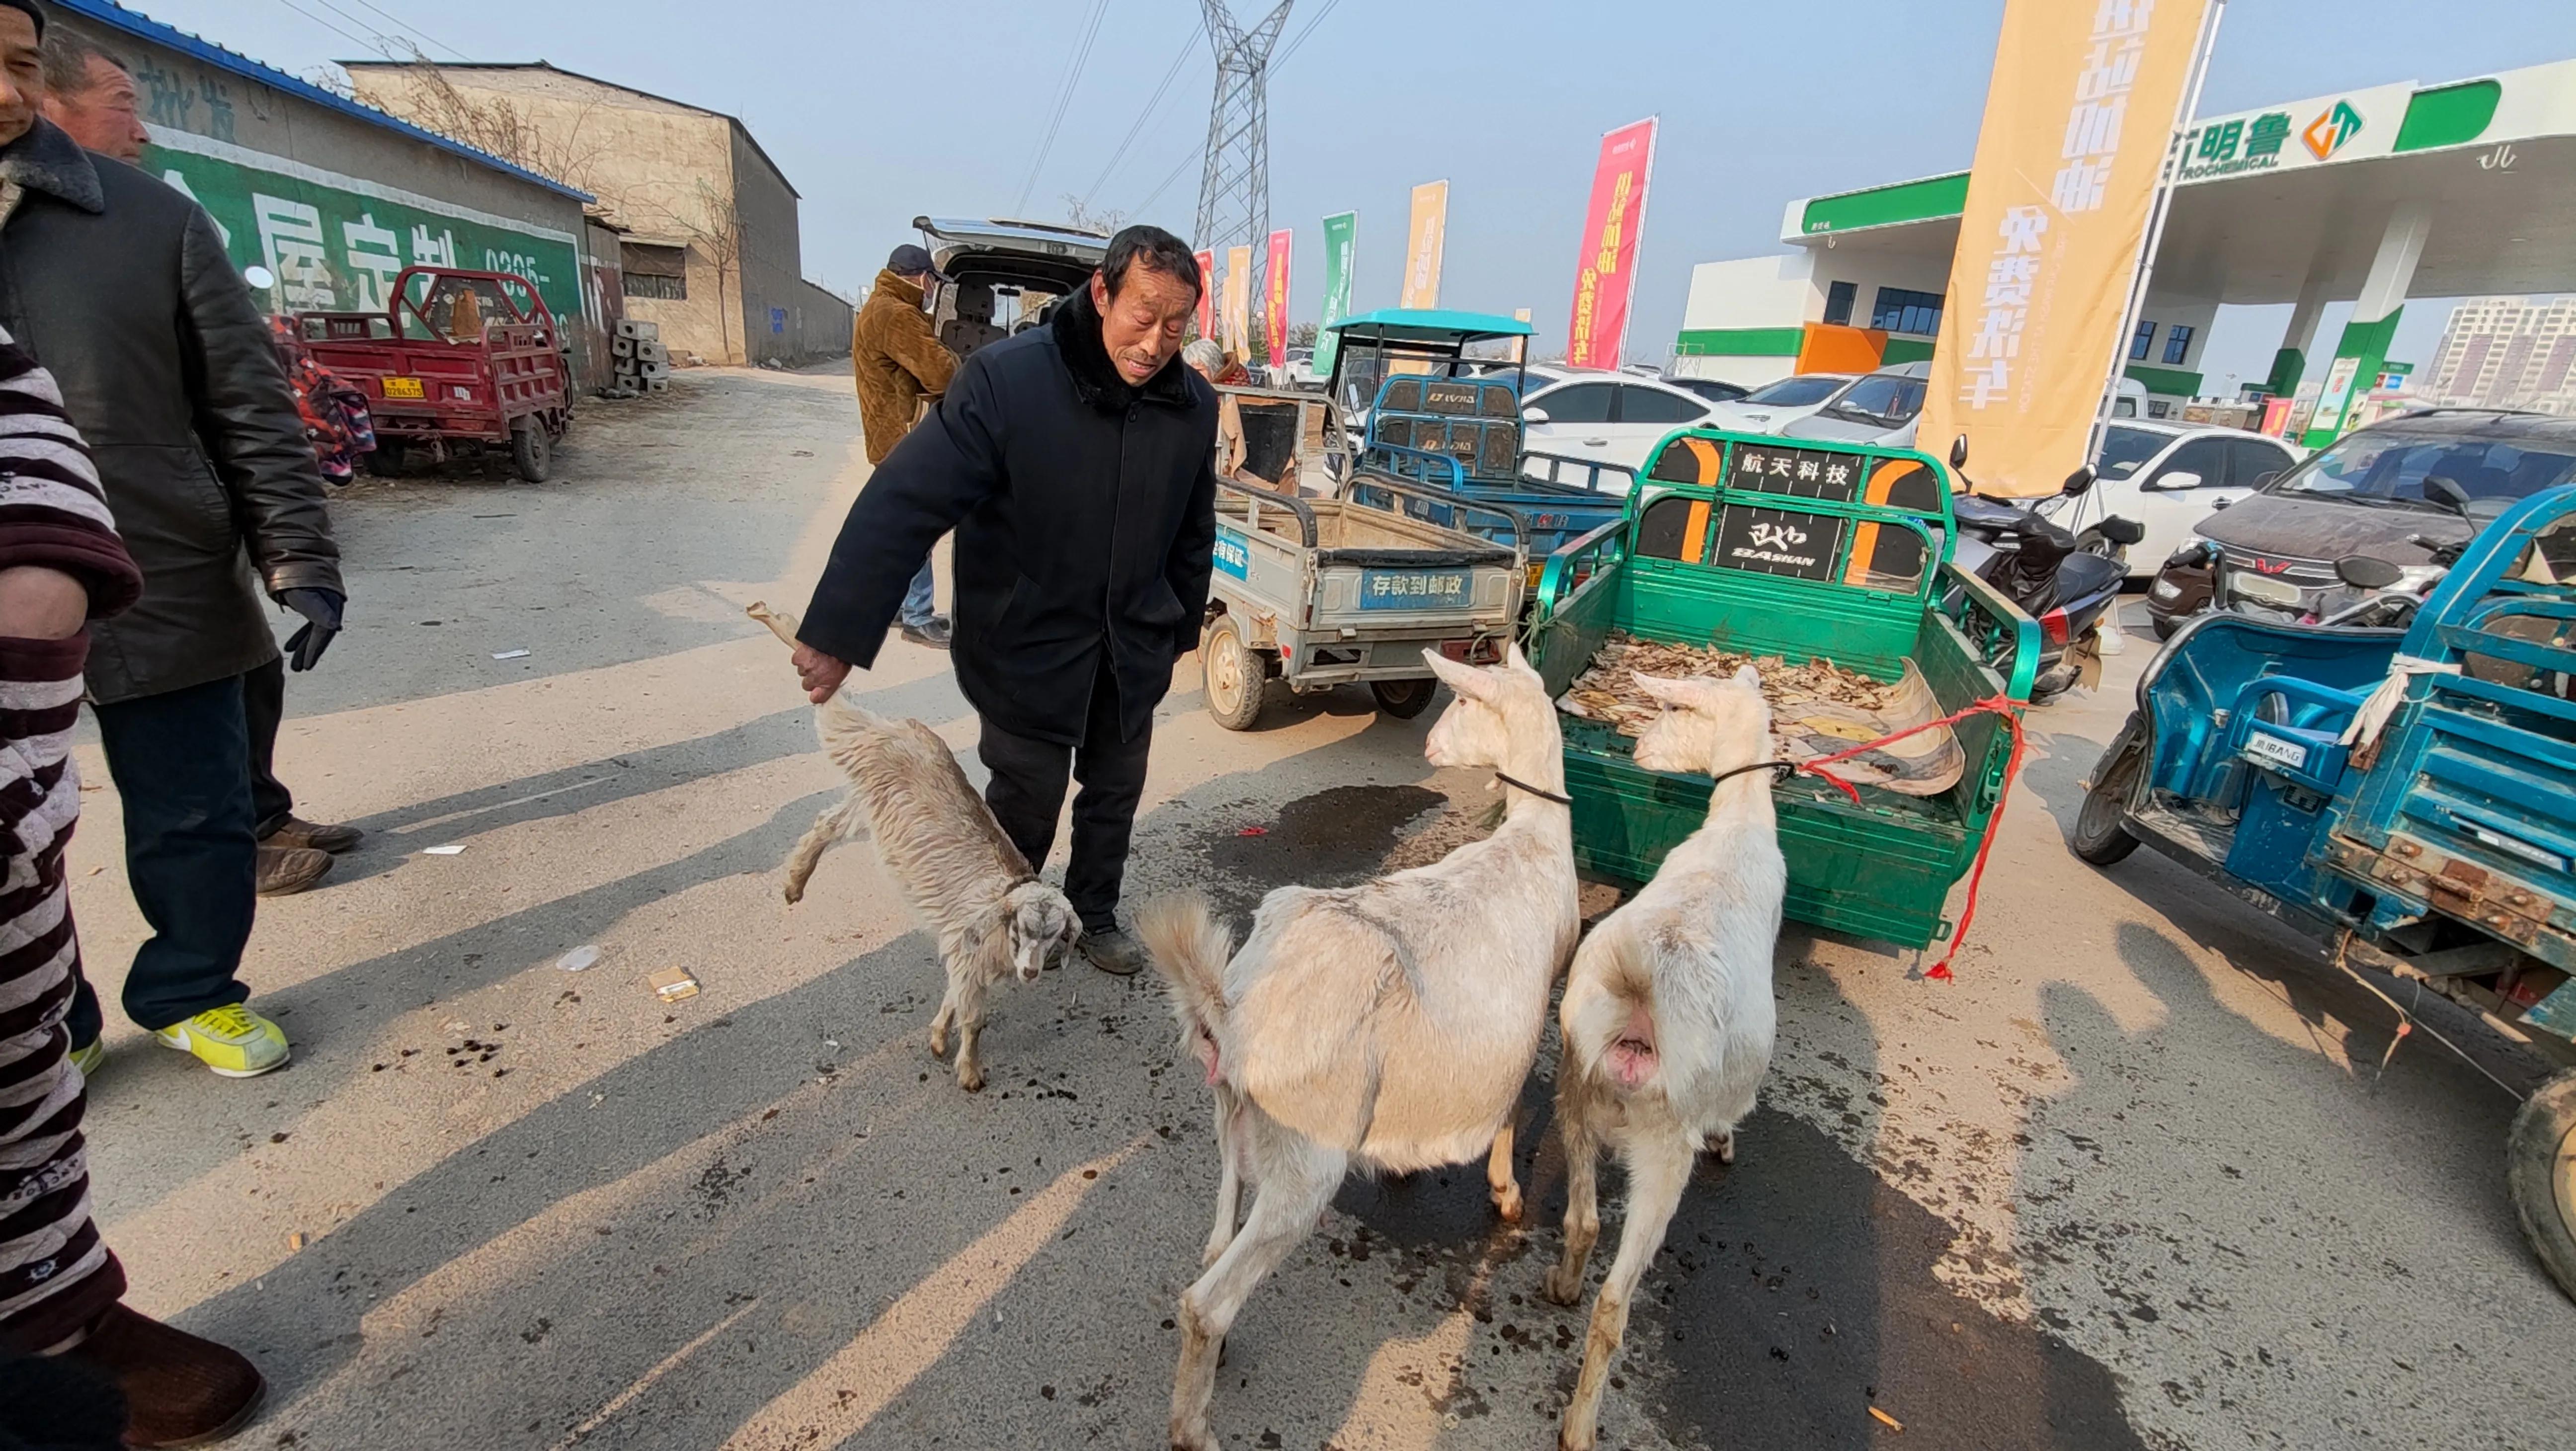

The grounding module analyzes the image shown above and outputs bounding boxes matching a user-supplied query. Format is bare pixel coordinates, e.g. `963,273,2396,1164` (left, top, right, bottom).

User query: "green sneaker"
156,1006,291,1078
67,1037,104,1080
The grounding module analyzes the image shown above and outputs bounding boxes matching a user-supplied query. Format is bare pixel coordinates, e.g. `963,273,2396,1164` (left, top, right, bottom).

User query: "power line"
1081,32,1198,209
1013,0,1115,216
1271,0,1343,72
271,0,392,58
1133,139,1201,219
342,0,470,60
1134,0,1337,226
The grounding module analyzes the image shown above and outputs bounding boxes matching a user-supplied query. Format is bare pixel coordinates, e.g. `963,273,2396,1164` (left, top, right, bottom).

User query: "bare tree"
1061,194,1128,236
685,180,745,365
363,50,607,195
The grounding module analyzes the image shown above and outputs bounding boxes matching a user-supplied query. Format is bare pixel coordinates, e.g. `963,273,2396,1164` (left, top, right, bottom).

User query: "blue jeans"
901,560,939,628
70,674,258,1040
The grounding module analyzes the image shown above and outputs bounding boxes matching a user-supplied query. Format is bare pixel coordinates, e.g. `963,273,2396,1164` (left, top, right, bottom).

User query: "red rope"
1783,692,2029,982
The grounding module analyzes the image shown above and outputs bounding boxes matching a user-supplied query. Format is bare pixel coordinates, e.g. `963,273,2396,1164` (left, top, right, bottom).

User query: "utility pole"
1194,2,1292,314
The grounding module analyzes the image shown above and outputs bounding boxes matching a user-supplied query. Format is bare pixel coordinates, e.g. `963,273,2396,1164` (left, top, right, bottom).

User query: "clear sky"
136,0,2576,392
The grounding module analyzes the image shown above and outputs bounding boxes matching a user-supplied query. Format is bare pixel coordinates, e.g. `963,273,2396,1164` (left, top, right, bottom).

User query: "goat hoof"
1168,1417,1217,1451
1559,1426,1596,1451
1541,1267,1585,1307
1711,1131,1736,1166
1493,1191,1525,1224
957,1064,984,1093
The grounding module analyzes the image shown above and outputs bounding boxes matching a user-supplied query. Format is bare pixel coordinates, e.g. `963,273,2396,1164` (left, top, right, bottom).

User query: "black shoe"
1080,926,1145,977
900,617,952,649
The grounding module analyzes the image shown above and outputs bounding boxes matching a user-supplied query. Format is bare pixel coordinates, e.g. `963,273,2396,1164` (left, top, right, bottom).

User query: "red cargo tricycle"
294,266,572,482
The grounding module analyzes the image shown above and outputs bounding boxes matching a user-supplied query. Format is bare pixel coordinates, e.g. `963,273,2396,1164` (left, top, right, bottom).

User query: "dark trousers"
241,656,294,838
978,661,1153,933
68,675,257,1041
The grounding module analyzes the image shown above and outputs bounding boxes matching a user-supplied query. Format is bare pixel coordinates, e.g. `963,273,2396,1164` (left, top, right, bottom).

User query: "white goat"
1543,667,1784,1451
783,698,1080,1092
1139,644,1578,1451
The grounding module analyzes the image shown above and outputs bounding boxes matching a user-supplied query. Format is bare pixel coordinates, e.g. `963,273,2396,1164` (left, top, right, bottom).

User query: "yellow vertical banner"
1400,180,1449,311
1222,244,1252,357
1919,0,2211,496
1512,306,1532,363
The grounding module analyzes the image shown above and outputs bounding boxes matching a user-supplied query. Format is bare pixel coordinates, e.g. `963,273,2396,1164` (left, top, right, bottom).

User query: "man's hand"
0,567,91,642
793,642,852,703
279,587,344,671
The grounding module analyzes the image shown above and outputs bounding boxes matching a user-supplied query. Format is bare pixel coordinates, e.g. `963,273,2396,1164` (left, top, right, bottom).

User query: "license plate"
2230,569,2303,606
1359,569,1469,609
2242,730,2309,771
381,376,426,400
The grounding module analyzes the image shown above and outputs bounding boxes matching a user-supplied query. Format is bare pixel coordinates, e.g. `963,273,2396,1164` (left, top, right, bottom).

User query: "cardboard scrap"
648,968,700,1003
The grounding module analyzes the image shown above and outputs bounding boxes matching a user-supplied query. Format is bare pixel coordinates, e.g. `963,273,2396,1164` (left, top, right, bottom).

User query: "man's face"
44,55,148,163
1090,263,1197,386
0,11,40,150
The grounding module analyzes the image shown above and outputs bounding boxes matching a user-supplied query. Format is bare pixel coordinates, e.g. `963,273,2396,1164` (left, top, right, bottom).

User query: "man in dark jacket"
793,225,1215,976
0,0,344,1080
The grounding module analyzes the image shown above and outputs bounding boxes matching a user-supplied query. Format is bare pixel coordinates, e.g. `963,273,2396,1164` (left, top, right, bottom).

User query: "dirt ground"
64,367,2576,1450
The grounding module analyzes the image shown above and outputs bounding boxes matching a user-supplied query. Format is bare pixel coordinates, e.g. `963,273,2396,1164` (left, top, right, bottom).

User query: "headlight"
2150,580,2180,601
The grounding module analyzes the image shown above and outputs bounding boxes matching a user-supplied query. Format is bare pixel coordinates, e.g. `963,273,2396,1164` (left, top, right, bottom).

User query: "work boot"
1080,925,1145,977
260,815,361,854
899,616,953,650
254,845,332,897
57,1302,265,1448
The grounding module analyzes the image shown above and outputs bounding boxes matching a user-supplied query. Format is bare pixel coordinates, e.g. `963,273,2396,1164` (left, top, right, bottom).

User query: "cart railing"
1343,473,1532,557
1217,474,1321,549
1519,451,1638,496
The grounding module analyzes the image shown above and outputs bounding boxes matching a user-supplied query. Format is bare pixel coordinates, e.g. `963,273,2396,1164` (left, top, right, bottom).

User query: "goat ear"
1632,671,1693,706
1733,662,1762,689
1421,648,1494,701
1505,641,1534,677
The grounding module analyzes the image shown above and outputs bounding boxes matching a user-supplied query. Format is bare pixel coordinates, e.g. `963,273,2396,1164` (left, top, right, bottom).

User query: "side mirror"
1523,407,1552,425
2252,470,2280,488
2062,466,2097,496
2144,470,2202,493
1949,435,1969,469
2335,555,2404,589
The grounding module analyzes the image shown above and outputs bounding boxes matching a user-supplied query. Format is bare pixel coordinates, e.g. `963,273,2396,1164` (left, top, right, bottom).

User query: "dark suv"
2146,410,2576,634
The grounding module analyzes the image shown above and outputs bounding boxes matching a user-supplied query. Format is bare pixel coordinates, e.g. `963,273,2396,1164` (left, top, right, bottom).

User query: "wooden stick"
745,600,802,649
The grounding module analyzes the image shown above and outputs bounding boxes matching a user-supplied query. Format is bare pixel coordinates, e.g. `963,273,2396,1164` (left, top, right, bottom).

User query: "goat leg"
782,794,860,904
1171,1151,1341,1451
949,967,989,1093
929,991,955,1060
1544,1052,1603,1306
1486,1116,1524,1224
1202,1082,1245,1269
1559,1133,1693,1451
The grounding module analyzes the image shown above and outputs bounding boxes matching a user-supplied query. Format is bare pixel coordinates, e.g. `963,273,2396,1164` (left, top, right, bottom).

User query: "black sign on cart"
1728,444,1865,503
1714,504,1847,580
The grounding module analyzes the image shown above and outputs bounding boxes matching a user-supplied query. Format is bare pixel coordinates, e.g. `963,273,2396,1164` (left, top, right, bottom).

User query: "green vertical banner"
1313,211,1358,376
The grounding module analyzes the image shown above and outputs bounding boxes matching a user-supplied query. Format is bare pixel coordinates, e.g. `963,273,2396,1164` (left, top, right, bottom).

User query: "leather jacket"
0,120,341,704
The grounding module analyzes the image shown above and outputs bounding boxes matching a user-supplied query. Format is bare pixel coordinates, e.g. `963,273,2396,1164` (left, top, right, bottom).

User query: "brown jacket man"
852,267,956,466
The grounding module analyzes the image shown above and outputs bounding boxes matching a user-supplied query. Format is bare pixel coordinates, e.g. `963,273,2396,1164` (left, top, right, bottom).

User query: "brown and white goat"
783,698,1079,1092
1544,667,1784,1451
1139,644,1579,1451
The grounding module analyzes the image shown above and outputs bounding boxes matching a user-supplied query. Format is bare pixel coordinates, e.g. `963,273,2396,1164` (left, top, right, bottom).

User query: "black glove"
279,587,344,671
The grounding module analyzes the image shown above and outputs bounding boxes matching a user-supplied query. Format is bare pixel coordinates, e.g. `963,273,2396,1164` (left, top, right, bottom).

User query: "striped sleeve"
0,326,143,620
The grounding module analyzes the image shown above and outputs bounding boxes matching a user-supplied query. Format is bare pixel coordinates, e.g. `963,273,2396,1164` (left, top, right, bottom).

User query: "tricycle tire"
1202,617,1265,731
365,442,403,478
2072,712,2146,866
2507,1068,2576,1303
511,422,552,483
2152,613,2180,642
1370,677,1439,719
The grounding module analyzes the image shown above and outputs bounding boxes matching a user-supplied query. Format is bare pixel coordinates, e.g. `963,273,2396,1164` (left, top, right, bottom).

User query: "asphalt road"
67,368,2576,1450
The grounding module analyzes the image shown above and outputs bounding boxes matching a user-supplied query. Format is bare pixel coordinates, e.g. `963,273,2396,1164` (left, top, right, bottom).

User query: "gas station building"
1669,58,2576,447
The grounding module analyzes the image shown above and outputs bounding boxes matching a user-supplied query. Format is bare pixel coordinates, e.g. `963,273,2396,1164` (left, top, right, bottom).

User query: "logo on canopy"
2302,99,2364,161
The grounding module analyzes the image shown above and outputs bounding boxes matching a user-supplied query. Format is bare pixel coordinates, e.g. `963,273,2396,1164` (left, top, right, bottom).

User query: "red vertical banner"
1264,229,1292,372
1564,117,1659,371
1194,249,1214,340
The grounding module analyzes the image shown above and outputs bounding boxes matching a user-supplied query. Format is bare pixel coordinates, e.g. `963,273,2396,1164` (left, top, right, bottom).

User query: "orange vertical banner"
1918,0,2213,495
1564,117,1658,370
1400,180,1448,311
1193,248,1214,340
1264,229,1292,372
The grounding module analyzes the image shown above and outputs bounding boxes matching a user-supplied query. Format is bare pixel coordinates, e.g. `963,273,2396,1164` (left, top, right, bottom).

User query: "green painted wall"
2124,364,2202,398
2263,347,2306,400
1674,326,1805,357
1879,336,1936,365
1798,173,1969,236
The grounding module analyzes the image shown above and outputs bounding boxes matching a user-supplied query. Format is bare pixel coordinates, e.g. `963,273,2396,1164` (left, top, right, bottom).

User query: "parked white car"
2058,420,2301,579
1697,372,1856,434
1520,372,1719,480
1779,361,1933,447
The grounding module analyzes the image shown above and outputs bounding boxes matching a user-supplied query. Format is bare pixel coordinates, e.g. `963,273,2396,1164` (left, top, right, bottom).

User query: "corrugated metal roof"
47,0,592,203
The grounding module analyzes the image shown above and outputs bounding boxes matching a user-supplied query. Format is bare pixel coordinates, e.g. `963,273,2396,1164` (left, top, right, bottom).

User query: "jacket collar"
1053,283,1194,412
0,119,105,217
871,268,923,309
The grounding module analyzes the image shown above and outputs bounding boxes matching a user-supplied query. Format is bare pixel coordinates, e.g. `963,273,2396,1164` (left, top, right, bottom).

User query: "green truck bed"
1526,429,2040,949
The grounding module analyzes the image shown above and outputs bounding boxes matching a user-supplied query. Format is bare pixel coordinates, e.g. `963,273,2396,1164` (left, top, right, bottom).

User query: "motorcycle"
1945,441,2144,703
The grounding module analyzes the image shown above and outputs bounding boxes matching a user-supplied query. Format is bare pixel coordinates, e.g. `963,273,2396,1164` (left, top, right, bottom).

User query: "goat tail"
1568,930,1664,1095
1137,894,1235,1084
813,693,898,750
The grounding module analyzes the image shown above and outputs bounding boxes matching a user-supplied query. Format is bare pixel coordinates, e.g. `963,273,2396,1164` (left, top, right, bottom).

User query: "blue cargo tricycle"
2073,484,2576,1298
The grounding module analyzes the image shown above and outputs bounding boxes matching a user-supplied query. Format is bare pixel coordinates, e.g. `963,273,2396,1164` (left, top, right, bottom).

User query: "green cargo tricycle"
1526,428,2040,950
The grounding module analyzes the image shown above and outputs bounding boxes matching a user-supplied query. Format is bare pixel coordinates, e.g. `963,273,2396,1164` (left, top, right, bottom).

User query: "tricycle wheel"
1370,677,1439,719
2507,1069,2576,1303
2151,612,2182,642
1202,617,1265,731
2071,712,2146,866
365,441,404,478
510,422,553,483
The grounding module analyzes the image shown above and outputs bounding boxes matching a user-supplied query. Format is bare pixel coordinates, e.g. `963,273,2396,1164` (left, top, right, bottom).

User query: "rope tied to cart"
1709,693,2031,983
